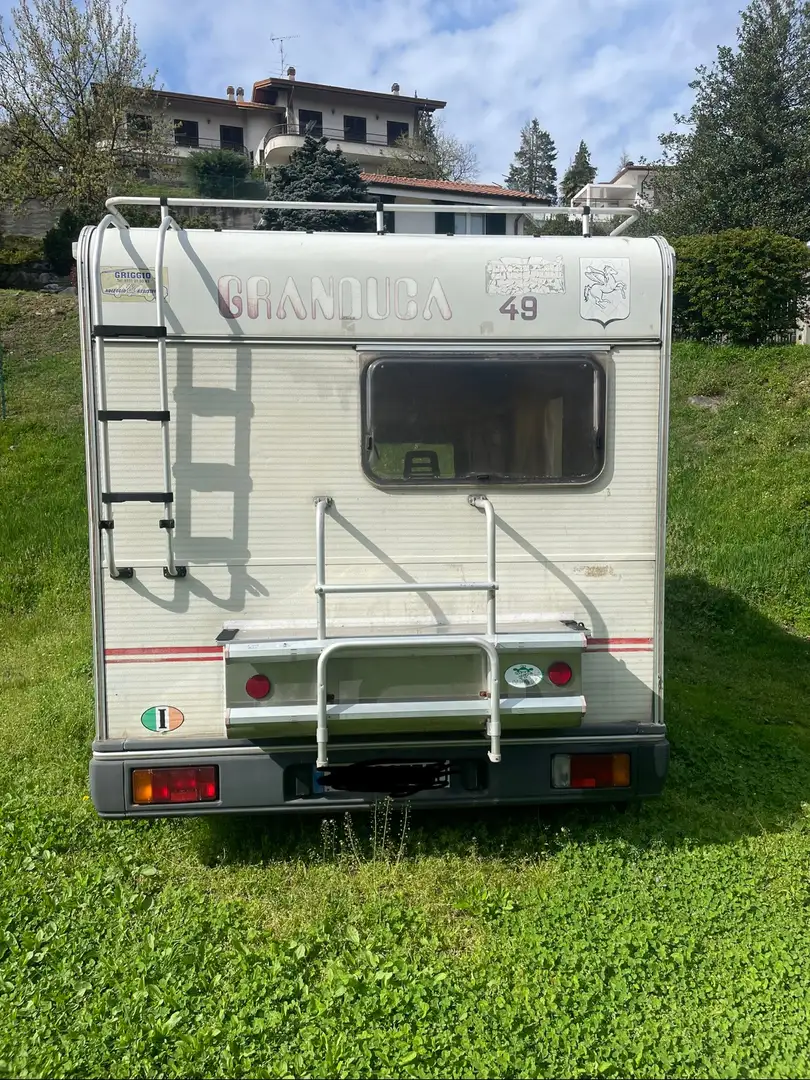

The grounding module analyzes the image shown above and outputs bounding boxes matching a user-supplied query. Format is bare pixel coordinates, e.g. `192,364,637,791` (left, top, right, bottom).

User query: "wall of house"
282,90,419,146
151,98,282,161
369,194,527,236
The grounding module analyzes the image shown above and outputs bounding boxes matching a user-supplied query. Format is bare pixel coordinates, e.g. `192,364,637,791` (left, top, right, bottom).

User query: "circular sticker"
504,663,543,688
141,705,184,732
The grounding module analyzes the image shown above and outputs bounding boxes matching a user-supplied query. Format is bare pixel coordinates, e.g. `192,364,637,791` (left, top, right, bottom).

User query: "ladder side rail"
91,215,125,579
469,495,496,636
314,496,331,640
155,209,182,578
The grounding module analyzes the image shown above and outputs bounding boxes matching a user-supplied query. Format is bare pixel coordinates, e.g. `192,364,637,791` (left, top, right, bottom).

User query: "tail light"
132,766,219,805
552,753,630,789
245,674,272,700
547,661,573,686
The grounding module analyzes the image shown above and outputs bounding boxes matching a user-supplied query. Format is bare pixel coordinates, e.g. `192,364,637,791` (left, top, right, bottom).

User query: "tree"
0,0,162,211
385,113,478,182
185,149,251,198
504,120,557,200
258,135,373,232
656,0,810,237
559,141,597,204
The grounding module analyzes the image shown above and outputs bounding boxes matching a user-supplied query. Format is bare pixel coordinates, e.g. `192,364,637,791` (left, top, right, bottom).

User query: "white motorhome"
78,197,673,816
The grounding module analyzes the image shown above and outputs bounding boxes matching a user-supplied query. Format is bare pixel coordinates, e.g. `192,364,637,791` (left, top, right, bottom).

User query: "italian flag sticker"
141,705,184,732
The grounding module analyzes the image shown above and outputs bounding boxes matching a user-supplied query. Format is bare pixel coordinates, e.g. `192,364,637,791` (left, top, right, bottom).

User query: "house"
129,71,549,233
570,164,659,209
362,174,549,235
133,69,446,173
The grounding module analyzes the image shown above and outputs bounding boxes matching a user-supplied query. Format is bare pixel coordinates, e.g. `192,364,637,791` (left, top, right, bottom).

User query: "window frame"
343,114,368,142
174,118,199,148
360,352,607,489
386,120,409,145
298,109,323,137
219,124,245,151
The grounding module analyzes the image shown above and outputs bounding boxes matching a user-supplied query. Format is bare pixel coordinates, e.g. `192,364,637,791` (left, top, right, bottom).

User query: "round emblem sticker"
505,663,544,689
141,705,184,732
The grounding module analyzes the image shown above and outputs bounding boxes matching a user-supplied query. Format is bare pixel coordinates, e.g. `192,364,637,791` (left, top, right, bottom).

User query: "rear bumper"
90,729,670,817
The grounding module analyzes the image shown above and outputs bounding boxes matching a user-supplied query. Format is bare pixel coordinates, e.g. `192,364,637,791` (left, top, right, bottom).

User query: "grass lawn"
1,291,810,1078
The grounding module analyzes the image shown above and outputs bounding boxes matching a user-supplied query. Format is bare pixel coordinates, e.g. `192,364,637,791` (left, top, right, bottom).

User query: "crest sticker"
486,256,565,296
580,257,630,326
505,663,544,689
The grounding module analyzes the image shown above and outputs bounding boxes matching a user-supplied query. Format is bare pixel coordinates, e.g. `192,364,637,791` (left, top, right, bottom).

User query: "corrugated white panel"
97,341,661,741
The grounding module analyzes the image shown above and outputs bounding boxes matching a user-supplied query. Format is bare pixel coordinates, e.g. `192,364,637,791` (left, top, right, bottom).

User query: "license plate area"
314,759,451,797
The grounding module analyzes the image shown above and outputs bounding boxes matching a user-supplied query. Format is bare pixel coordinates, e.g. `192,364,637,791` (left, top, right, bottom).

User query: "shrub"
672,229,810,344
0,234,45,267
185,149,252,198
43,208,97,274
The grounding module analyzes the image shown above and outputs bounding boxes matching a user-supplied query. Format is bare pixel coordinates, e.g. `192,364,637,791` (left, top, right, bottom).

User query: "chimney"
236,86,244,102
286,66,296,80
226,85,235,101
391,82,400,95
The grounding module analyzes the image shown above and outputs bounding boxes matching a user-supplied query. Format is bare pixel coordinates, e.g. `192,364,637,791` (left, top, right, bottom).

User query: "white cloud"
125,0,741,182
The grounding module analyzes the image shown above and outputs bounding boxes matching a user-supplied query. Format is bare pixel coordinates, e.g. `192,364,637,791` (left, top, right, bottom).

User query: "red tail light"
132,766,219,805
552,753,630,789
547,661,573,686
245,674,272,699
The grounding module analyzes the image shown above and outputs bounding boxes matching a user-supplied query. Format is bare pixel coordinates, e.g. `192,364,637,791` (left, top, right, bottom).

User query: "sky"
6,0,746,184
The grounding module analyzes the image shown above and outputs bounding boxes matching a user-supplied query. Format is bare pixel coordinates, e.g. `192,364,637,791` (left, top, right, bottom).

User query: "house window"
362,355,605,486
174,119,199,148
387,120,409,145
435,212,506,234
344,114,367,142
383,210,396,233
299,109,323,137
127,113,153,137
220,125,244,151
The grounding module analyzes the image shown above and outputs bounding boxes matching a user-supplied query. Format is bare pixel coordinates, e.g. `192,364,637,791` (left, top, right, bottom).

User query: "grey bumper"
90,730,670,817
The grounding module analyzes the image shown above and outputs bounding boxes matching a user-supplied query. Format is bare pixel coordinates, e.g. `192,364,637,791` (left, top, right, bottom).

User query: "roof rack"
104,196,640,237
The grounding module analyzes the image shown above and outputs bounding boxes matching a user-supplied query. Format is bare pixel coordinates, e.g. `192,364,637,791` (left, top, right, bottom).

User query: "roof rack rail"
103,196,640,237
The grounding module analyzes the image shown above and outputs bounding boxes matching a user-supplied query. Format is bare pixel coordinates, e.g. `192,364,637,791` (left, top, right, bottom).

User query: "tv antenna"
270,34,299,76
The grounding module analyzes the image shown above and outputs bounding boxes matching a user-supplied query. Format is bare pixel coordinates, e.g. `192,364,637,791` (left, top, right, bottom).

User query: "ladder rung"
102,491,173,504
93,324,167,339
98,410,170,422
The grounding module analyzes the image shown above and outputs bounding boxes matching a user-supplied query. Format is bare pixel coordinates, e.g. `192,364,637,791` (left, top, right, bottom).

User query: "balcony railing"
172,135,250,157
262,122,405,149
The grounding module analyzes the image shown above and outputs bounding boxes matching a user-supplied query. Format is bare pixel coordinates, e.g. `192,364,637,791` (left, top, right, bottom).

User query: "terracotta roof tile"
362,173,550,203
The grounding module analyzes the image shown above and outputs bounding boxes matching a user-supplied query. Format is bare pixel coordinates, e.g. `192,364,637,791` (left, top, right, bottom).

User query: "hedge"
671,228,810,344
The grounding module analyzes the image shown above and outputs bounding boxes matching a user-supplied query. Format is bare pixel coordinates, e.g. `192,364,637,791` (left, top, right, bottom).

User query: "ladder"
312,494,502,765
90,203,185,580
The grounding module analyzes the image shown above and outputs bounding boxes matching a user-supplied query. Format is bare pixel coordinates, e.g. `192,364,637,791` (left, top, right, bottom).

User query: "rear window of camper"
362,355,605,485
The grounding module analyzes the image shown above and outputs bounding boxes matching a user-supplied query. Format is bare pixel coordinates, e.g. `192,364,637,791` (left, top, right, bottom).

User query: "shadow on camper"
194,576,810,864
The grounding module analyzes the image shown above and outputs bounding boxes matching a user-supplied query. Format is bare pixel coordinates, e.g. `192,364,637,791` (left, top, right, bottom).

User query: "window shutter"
435,212,455,234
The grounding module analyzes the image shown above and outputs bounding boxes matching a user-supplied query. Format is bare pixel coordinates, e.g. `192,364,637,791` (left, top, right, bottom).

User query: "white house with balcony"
129,72,549,233
134,69,445,172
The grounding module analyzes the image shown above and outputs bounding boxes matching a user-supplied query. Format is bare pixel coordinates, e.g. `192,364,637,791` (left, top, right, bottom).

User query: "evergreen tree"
504,120,557,200
258,136,373,232
656,0,810,237
559,141,597,204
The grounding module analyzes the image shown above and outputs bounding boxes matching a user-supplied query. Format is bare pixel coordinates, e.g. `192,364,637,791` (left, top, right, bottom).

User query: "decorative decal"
486,256,565,296
580,257,630,326
141,705,184,732
504,663,544,689
100,267,169,302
